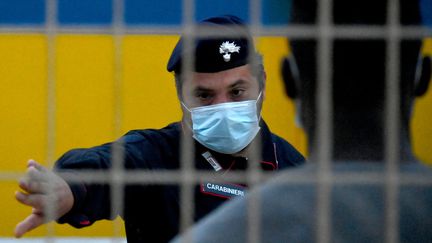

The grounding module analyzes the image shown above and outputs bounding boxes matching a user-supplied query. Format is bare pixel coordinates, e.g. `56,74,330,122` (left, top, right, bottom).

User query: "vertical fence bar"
385,0,400,242
246,0,263,243
111,0,125,242
45,0,57,242
179,0,196,242
316,0,333,242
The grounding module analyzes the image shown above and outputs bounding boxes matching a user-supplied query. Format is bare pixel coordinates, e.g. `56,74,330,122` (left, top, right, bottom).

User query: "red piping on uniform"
80,220,91,226
258,143,279,170
222,160,236,176
260,161,276,170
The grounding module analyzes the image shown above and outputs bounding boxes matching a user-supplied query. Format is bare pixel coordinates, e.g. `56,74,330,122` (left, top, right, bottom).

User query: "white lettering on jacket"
205,183,245,196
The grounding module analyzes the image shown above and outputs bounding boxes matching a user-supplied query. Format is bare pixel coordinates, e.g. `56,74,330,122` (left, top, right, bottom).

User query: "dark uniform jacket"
55,121,305,242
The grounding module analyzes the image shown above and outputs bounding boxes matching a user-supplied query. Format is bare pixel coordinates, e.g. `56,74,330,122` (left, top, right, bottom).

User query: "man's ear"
414,55,431,97
281,55,301,99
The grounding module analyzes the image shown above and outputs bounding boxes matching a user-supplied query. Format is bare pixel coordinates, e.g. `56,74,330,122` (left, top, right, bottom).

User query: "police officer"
14,15,305,242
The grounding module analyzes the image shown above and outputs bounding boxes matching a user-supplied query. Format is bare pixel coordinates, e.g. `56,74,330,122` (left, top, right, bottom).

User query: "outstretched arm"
15,159,74,238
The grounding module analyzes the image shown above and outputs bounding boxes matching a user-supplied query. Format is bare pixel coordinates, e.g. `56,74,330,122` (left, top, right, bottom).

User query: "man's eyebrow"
193,86,214,93
193,80,249,92
229,79,248,88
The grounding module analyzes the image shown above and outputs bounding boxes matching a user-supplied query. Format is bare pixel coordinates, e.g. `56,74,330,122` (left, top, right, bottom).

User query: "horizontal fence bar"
2,170,432,185
0,25,431,38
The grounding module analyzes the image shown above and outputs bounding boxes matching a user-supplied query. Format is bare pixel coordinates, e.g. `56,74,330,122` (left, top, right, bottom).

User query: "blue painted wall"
0,0,45,25
58,0,113,25
0,0,292,26
421,0,432,26
1,0,430,27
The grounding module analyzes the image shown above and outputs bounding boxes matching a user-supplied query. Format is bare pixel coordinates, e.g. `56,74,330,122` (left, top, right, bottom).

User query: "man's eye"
197,93,212,100
231,89,244,97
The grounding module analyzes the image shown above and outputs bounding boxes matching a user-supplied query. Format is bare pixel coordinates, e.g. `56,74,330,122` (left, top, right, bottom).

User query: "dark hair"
288,0,423,153
290,0,422,105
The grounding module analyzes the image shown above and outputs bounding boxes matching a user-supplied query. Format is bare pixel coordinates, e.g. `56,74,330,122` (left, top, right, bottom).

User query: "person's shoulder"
121,122,181,168
271,133,306,166
123,122,181,145
401,160,432,172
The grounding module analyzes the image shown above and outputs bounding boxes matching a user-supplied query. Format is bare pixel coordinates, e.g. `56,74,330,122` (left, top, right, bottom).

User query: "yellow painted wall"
0,35,431,237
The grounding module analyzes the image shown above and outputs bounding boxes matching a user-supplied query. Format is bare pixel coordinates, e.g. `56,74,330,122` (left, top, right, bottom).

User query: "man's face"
181,64,262,108
180,64,264,154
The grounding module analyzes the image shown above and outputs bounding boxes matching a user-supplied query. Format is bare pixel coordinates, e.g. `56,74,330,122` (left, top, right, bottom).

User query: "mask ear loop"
256,91,263,102
181,102,194,131
181,101,191,112
256,91,263,121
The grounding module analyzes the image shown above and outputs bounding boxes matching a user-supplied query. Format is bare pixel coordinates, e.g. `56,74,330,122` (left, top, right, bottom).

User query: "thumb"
14,213,45,238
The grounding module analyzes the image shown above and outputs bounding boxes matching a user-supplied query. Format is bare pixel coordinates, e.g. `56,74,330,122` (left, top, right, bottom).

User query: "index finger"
27,159,47,172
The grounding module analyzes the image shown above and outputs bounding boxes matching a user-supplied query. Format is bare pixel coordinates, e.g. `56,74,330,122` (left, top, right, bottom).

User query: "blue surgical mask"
182,92,262,154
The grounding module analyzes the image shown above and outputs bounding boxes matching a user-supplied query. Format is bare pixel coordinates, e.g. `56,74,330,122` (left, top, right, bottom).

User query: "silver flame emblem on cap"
219,41,240,62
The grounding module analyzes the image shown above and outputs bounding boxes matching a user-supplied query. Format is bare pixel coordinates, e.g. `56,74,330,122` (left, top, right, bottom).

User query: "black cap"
167,15,256,73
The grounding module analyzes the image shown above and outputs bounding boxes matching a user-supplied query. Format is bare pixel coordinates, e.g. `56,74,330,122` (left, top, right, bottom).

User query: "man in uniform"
171,1,432,242
14,15,305,242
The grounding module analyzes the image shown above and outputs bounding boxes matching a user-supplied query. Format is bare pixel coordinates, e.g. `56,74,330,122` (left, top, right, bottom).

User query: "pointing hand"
15,159,74,238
